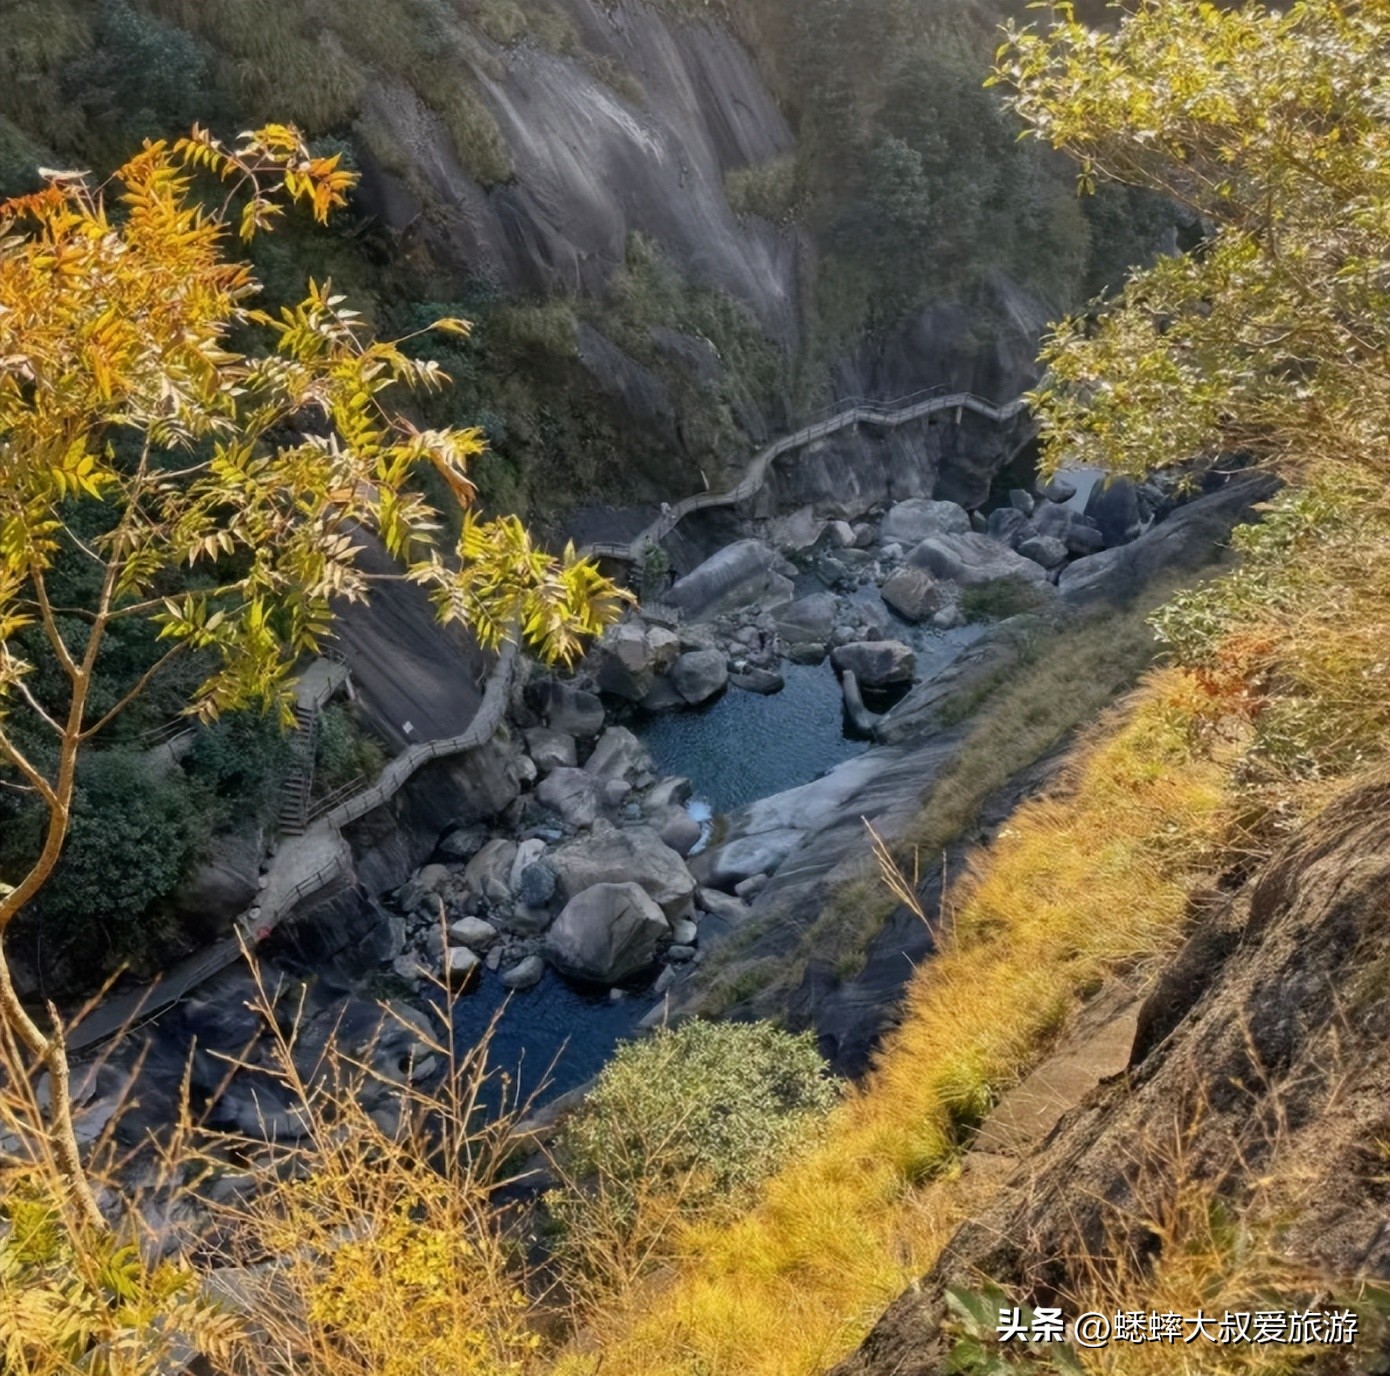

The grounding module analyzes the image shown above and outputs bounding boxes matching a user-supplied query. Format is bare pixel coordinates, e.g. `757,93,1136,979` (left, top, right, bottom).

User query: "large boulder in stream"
666,540,794,619
1084,475,1143,548
880,498,971,546
775,592,837,644
592,620,681,701
908,531,1049,587
669,649,729,705
544,882,671,984
831,640,916,689
550,822,697,921
879,566,944,623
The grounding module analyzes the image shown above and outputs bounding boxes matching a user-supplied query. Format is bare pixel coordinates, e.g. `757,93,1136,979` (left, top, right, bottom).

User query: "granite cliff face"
347,0,1050,499
356,0,804,344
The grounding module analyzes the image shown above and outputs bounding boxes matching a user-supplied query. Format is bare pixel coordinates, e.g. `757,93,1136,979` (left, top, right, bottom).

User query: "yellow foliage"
552,670,1230,1376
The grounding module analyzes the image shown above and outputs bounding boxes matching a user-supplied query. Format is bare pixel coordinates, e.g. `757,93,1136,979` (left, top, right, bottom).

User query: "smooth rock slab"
545,881,671,985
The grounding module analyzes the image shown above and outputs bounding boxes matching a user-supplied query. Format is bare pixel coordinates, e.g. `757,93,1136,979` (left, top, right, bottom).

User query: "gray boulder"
1009,488,1036,516
448,917,498,950
646,776,694,811
585,726,647,780
775,592,837,644
535,681,605,739
524,726,577,774
1016,535,1070,569
784,641,827,665
445,946,482,984
699,830,801,891
1035,474,1078,503
463,840,518,899
1064,524,1106,556
438,823,489,861
1085,476,1143,548
666,540,793,620
831,640,916,688
985,506,1034,549
516,860,558,908
550,822,697,921
657,808,702,857
730,666,784,694
544,882,671,984
592,620,680,701
879,566,943,623
908,532,1049,586
641,676,686,712
1033,502,1107,555
670,649,729,705
880,498,971,545
509,838,547,891
537,768,601,829
500,954,545,990
173,829,261,927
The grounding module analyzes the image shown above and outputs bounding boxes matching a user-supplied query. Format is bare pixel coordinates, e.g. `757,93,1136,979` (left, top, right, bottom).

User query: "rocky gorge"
70,409,1279,1173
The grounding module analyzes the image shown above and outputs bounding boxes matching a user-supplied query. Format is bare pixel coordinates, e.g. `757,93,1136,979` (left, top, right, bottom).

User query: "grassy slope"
553,667,1232,1376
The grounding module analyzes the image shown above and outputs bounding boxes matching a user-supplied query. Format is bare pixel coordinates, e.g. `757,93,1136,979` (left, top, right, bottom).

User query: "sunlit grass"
551,668,1232,1376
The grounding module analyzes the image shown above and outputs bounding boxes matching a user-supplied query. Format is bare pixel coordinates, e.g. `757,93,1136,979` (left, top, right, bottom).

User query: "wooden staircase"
276,702,319,836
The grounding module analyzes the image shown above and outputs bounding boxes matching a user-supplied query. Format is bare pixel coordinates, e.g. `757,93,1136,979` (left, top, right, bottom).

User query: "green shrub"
314,704,385,794
0,116,49,198
558,1019,836,1205
37,751,199,961
548,1019,837,1298
183,711,293,829
960,577,1049,623
726,152,802,223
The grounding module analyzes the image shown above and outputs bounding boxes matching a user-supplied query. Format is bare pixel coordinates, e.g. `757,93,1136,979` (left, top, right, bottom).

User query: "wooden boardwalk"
66,645,518,1055
583,388,1028,564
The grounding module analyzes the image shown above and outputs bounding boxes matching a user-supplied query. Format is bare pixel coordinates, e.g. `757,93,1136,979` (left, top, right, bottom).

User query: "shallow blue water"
635,662,869,814
445,965,648,1107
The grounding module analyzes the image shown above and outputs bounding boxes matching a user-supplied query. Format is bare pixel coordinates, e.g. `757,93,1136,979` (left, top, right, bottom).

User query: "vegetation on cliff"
0,128,623,1225
8,0,1390,1371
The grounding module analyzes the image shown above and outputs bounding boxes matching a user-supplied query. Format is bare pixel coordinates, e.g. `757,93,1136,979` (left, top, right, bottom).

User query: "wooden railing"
322,641,519,831
583,388,1029,564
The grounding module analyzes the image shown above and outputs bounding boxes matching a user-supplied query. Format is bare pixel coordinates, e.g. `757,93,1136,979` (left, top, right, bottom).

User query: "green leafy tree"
0,123,626,1225
993,0,1390,482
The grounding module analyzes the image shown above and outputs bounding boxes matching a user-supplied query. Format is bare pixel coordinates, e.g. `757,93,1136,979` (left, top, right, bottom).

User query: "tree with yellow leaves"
0,124,626,1226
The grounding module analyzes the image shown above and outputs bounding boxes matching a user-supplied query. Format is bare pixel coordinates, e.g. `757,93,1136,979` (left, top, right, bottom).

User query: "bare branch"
0,732,57,809
80,642,187,741
29,566,78,680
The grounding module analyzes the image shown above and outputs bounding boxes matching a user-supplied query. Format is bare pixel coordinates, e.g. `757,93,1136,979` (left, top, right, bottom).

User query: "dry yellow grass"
550,668,1232,1376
